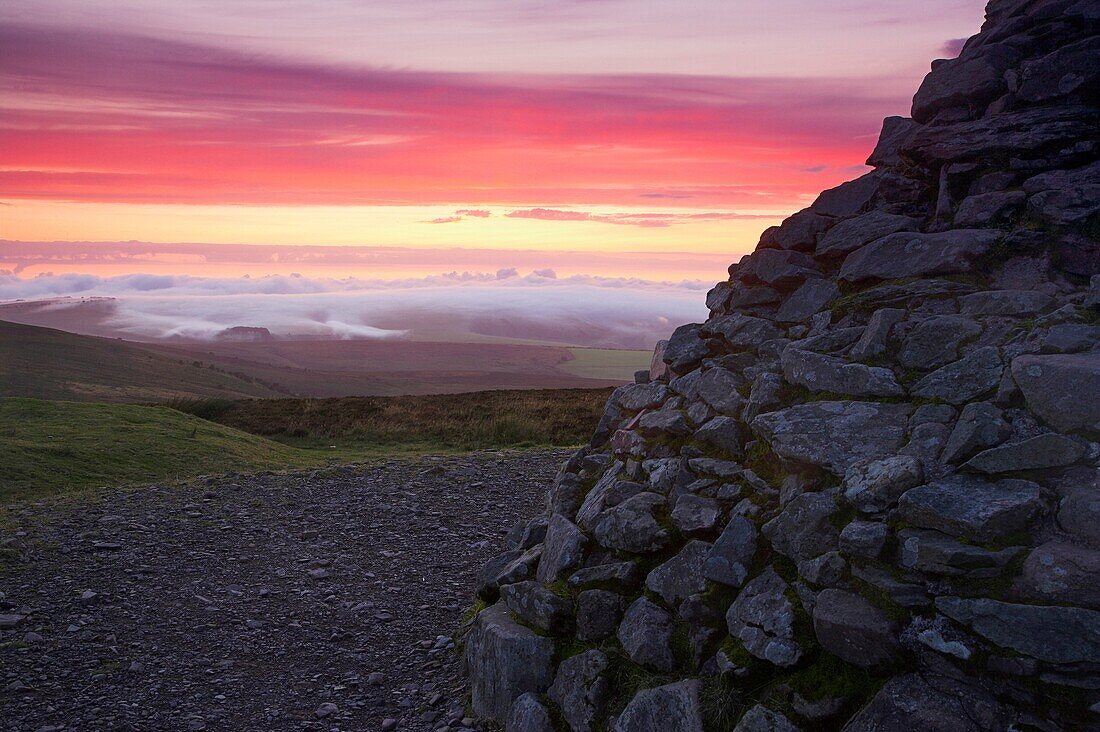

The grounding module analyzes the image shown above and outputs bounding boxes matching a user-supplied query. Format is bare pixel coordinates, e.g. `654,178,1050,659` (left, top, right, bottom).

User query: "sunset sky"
1,1,985,257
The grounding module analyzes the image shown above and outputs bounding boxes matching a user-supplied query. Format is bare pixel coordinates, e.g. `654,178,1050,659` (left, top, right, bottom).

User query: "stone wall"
465,1,1100,729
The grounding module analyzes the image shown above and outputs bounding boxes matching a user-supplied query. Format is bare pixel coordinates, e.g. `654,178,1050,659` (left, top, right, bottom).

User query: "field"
560,347,651,380
0,388,612,500
0,320,286,402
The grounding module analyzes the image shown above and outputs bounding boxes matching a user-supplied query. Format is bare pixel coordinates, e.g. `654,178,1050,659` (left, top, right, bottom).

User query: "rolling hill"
0,320,287,402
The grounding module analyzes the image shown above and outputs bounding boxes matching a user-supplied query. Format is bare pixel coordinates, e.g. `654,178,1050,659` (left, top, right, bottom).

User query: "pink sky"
0,0,986,280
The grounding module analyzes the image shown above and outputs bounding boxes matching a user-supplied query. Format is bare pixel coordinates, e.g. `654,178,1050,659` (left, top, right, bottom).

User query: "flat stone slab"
1011,353,1100,433
898,475,1043,542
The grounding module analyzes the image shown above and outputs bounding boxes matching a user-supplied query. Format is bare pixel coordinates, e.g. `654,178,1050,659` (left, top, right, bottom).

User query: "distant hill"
0,320,287,402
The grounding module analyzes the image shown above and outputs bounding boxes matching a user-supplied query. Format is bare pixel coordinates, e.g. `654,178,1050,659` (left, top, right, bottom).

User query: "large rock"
465,603,555,721
963,433,1085,473
751,401,910,474
704,516,757,587
781,348,904,398
910,42,1016,124
500,581,574,633
911,347,1004,405
618,597,676,672
726,568,803,667
1017,541,1100,609
845,674,1008,732
736,249,822,289
506,693,554,732
591,492,670,554
645,540,711,607
761,492,839,562
899,528,1023,577
548,650,609,732
812,589,899,668
576,589,624,641
701,313,785,351
537,514,587,583
815,211,919,258
843,455,924,513
898,316,982,371
936,596,1100,664
613,680,704,732
941,402,1010,464
696,367,745,415
733,705,800,732
838,230,1001,283
898,475,1043,542
1011,353,1100,433
663,323,709,374
775,279,840,323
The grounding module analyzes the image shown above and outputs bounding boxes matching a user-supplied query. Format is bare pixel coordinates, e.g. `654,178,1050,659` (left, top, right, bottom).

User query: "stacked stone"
465,1,1100,729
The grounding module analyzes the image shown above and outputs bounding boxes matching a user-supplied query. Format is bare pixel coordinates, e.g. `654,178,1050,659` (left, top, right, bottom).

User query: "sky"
0,0,986,341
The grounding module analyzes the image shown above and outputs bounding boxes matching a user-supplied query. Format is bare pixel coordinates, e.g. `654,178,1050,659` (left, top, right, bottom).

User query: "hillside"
0,398,319,500
0,320,286,402
465,2,1100,730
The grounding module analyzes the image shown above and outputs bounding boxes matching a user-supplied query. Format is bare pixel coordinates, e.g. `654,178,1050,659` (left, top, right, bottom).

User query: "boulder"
726,568,803,667
617,383,670,412
663,323,709,374
849,308,906,361
898,316,982,371
591,492,670,554
695,416,744,458
775,279,840,323
736,249,822,289
751,401,910,474
953,191,1025,227
845,674,1008,732
910,42,1017,123
811,171,881,217
1011,353,1100,433
762,492,840,562
547,650,609,732
839,230,1001,283
465,603,555,721
1017,541,1100,609
941,402,1011,464
537,514,587,583
1057,489,1100,546
696,367,746,415
500,581,574,633
936,596,1100,665
638,408,692,438
704,516,758,587
911,347,1004,404
899,528,1023,577
898,475,1043,542
733,705,800,732
506,693,554,732
645,540,711,607
613,681,704,732
815,211,919,258
576,589,624,641
963,433,1084,473
618,597,676,672
671,494,722,535
959,289,1055,316
702,313,786,351
843,455,924,513
812,589,899,668
781,348,904,398
839,521,889,559
865,115,918,167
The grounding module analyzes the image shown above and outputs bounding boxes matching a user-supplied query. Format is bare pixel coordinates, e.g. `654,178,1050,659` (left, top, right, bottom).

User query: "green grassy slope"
0,320,287,403
0,398,320,500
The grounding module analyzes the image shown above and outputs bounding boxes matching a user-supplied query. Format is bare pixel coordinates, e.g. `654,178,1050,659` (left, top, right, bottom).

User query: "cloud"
427,216,464,224
504,208,774,228
940,38,968,57
455,209,492,217
532,268,557,279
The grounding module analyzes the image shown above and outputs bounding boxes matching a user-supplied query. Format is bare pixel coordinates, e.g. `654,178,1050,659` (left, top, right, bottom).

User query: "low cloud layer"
0,270,709,348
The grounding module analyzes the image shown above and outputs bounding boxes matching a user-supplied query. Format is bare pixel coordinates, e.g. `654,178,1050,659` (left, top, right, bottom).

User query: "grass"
558,347,651,380
0,398,324,501
166,388,614,454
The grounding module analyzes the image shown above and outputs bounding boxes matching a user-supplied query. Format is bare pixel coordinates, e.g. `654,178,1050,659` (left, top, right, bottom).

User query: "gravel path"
0,450,567,732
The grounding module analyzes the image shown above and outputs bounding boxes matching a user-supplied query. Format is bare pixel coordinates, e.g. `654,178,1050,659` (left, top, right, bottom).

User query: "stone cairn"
465,1,1100,729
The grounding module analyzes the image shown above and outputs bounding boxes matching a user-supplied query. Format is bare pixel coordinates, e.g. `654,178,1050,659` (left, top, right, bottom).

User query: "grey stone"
1040,324,1100,353
1012,353,1100,433
850,564,928,609
492,546,544,591
953,191,1026,227
845,674,1008,732
500,581,573,633
866,115,918,167
735,249,822,290
638,408,692,437
645,540,711,607
618,597,675,672
1017,36,1100,103
810,170,881,217
776,279,840,323
839,230,1001,283
1058,489,1100,546
663,323,709,374
576,590,624,642
548,650,609,732
898,475,1043,542
911,41,1016,123
1017,541,1100,610
701,313,785,351
898,316,982,371
733,704,800,732
839,521,888,558
937,596,1100,665
649,340,671,382
762,492,839,562
816,211,919,258
704,515,757,587
617,383,670,412
843,455,924,513
960,290,1055,316
671,495,722,535
899,528,1023,577
751,401,910,474
963,433,1085,473
911,347,1004,405
591,492,670,554
465,603,555,722
726,568,802,667
942,402,1011,464
696,368,745,415
847,279,977,310
849,308,905,360
744,372,782,423
812,589,899,668
911,403,956,425
695,416,744,458
505,693,554,732
798,551,847,586
781,348,904,398
761,209,832,252
613,680,703,732
537,514,587,583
